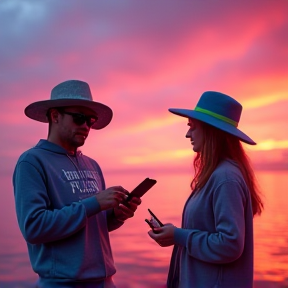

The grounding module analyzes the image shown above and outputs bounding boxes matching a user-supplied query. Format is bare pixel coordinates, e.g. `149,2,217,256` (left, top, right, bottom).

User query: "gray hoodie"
13,140,123,287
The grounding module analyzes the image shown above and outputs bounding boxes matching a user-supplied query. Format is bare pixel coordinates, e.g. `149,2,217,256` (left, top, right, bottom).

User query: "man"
13,80,141,288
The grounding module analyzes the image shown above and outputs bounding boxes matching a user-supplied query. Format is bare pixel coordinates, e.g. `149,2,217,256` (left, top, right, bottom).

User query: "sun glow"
250,139,288,151
117,115,184,135
123,149,193,165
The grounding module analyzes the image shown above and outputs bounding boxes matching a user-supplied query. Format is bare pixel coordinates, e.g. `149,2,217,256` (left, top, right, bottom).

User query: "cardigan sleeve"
174,180,247,264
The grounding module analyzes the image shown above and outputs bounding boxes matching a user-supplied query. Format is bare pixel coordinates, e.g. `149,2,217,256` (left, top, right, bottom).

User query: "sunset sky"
1,0,288,178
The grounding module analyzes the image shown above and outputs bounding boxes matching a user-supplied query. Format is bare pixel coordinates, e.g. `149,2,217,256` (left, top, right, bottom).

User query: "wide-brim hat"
25,80,113,130
169,91,256,145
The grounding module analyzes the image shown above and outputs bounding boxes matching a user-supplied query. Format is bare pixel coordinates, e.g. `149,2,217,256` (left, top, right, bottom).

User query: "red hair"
191,121,263,216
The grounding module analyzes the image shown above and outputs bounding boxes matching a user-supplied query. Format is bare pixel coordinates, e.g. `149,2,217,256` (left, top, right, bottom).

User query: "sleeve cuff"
81,196,101,217
174,227,191,247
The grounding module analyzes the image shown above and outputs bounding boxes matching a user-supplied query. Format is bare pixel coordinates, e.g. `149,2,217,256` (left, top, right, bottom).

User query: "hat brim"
169,108,256,145
25,99,113,130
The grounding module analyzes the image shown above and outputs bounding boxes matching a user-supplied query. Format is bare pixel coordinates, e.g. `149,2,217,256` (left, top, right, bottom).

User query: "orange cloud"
122,149,193,165
250,140,288,151
243,91,288,109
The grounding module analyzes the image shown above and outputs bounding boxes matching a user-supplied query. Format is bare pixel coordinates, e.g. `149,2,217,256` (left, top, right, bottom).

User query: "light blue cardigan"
167,160,254,288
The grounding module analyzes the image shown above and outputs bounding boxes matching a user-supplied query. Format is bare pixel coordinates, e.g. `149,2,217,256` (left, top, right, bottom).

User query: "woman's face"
186,118,204,153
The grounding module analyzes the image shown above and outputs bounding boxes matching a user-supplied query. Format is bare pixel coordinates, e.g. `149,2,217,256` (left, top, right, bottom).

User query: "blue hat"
169,91,256,145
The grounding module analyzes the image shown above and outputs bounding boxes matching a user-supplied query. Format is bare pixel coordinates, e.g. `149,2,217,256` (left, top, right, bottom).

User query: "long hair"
191,121,264,216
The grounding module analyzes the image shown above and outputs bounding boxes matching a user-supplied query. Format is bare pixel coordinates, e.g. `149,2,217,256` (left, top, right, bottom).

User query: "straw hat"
24,80,113,130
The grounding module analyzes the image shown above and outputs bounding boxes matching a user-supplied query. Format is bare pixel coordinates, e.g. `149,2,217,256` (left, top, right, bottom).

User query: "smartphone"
145,219,156,230
126,178,157,202
148,208,164,227
145,209,164,234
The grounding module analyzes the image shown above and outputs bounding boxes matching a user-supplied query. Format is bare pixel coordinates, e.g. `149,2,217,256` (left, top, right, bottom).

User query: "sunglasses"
60,111,98,127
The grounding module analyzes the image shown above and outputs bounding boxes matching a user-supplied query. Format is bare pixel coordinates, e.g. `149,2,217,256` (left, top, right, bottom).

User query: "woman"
148,91,263,288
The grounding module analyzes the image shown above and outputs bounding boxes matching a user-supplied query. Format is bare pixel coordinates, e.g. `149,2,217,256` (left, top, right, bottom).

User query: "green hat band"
195,106,238,127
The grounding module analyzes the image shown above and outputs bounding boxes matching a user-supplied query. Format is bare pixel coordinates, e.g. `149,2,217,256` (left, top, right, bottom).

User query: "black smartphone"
145,209,163,234
126,178,157,202
145,219,161,233
148,208,164,227
145,219,156,230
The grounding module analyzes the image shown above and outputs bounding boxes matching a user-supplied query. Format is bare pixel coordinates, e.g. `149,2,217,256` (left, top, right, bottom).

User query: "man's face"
54,106,97,152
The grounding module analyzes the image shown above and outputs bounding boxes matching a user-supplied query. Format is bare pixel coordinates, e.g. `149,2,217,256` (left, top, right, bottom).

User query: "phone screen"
145,209,164,233
148,208,164,227
126,178,157,201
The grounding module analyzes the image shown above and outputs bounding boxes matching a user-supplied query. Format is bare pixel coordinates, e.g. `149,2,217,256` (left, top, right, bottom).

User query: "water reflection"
253,171,288,284
0,171,287,287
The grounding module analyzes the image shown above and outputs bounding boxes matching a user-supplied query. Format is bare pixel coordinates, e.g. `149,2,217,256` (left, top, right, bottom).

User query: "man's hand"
95,186,129,211
114,197,142,221
148,223,176,247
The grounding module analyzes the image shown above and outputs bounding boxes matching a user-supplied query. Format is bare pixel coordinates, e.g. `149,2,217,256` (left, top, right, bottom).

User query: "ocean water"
1,170,287,288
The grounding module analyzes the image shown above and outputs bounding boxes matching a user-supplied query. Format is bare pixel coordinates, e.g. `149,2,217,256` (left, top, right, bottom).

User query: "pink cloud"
1,0,288,174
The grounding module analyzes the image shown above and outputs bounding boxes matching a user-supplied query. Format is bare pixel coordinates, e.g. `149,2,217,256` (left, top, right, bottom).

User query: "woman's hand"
148,223,176,247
